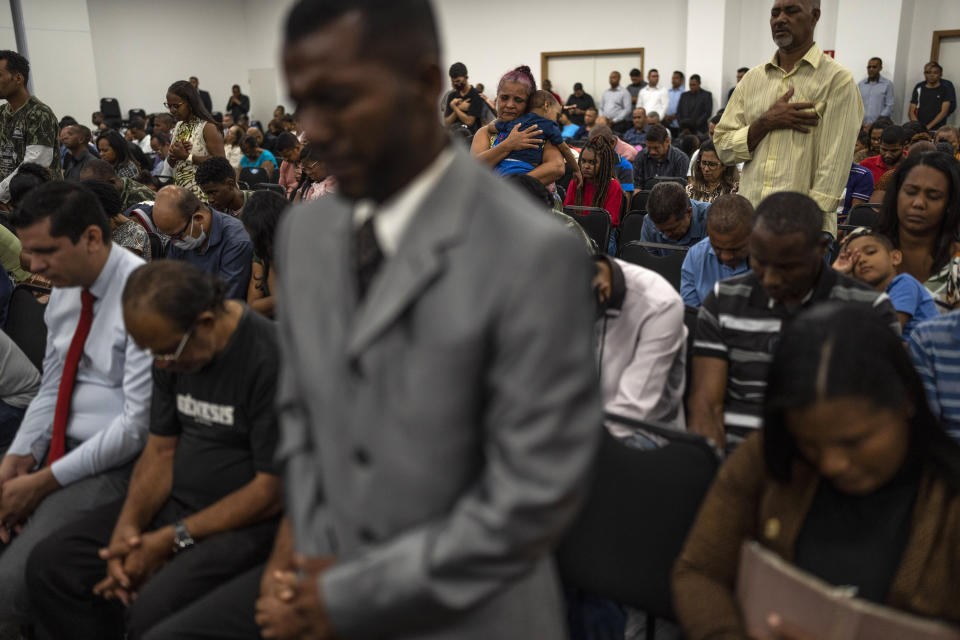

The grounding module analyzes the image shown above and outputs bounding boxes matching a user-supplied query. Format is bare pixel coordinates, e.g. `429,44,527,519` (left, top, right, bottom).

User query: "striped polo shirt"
694,268,900,433
908,311,960,442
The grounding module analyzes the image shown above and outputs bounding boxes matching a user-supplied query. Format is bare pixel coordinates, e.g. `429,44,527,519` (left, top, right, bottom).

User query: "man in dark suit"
130,1,602,638
189,76,213,114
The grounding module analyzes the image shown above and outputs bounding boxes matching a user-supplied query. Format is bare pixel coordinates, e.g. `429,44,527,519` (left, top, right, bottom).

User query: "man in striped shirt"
908,312,960,442
688,192,899,451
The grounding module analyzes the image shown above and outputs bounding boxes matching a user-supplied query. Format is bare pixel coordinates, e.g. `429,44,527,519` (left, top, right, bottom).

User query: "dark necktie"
48,289,96,465
354,216,384,300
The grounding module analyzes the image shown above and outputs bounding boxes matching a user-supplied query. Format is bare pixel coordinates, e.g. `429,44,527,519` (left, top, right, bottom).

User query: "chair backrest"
564,206,611,255
555,419,719,620
238,166,269,188
683,305,699,403
255,183,286,196
128,108,146,122
645,176,687,190
617,241,688,292
847,203,880,228
5,285,49,373
100,97,121,118
632,189,651,212
146,232,167,260
618,211,646,248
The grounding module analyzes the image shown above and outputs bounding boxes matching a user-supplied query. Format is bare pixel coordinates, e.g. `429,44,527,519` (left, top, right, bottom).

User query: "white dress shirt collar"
353,146,456,257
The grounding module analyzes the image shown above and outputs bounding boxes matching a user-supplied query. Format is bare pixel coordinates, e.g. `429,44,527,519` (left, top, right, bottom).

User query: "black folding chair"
564,206,612,255
618,211,646,248
100,97,122,129
556,420,719,632
632,189,651,212
5,285,49,373
254,183,286,196
238,166,272,187
617,241,689,292
683,305,699,403
847,203,880,227
644,176,687,190
146,232,167,260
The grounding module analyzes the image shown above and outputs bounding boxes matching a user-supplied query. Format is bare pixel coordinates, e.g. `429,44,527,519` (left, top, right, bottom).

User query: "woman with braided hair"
564,135,624,253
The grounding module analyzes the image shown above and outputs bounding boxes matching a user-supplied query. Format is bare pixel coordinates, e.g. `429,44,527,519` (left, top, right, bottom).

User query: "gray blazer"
274,149,602,639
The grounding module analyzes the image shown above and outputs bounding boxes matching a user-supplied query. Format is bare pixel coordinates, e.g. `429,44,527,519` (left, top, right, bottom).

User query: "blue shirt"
561,123,580,140
908,310,960,441
666,88,683,118
616,156,634,193
622,128,647,146
680,236,751,307
240,149,279,170
886,273,938,338
494,113,564,175
842,164,874,219
639,199,711,256
167,208,254,300
858,76,895,124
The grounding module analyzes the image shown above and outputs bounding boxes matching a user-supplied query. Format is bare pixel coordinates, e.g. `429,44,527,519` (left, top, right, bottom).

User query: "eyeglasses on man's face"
147,324,195,362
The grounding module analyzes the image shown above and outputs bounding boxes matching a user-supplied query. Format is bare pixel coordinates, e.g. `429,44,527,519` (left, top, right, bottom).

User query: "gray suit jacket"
274,148,601,639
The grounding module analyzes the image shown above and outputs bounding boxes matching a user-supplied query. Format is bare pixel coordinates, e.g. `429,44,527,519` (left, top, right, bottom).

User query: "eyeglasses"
147,324,195,362
166,210,199,241
303,160,321,170
163,102,183,110
700,161,721,169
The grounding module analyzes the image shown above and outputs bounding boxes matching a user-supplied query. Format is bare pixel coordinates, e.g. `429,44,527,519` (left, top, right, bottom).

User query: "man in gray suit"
134,1,601,638
259,0,600,638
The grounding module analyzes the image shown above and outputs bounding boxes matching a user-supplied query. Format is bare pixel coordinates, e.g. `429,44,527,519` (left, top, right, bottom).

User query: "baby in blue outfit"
483,90,580,182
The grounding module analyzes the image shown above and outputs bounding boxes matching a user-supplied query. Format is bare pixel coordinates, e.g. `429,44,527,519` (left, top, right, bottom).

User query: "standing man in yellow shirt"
714,0,863,242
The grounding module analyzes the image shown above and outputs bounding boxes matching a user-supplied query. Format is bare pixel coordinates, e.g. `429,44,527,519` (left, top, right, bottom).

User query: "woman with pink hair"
470,65,565,185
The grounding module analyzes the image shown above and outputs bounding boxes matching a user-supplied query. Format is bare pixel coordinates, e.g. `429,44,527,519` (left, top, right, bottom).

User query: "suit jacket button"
353,448,370,466
358,527,376,543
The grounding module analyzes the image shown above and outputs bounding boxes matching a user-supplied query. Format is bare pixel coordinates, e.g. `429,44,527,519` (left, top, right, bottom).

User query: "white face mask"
172,218,205,251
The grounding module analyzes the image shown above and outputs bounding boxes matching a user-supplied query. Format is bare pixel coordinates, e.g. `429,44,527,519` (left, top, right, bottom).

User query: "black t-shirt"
565,93,596,125
911,82,956,128
444,86,484,134
151,307,279,513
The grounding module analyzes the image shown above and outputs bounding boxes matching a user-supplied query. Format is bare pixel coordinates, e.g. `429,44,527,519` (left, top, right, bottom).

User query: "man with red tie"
0,181,152,623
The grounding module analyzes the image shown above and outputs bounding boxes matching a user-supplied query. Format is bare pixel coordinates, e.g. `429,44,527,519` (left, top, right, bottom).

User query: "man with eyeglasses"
27,259,282,639
0,181,152,623
153,185,253,300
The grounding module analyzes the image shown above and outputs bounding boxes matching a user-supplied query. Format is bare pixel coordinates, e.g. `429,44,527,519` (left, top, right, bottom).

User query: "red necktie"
47,289,96,465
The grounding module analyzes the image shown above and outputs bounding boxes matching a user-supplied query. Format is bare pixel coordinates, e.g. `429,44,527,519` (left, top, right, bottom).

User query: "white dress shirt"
597,258,687,435
8,244,152,486
638,86,669,118
353,146,456,257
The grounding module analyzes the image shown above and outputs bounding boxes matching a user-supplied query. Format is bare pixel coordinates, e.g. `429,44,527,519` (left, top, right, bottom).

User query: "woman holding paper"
672,302,960,640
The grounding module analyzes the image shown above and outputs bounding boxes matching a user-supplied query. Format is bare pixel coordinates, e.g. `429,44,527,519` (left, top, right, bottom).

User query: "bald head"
246,127,264,145
152,185,207,240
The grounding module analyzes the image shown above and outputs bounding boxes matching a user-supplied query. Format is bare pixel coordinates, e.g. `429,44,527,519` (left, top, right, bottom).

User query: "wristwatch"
172,520,195,553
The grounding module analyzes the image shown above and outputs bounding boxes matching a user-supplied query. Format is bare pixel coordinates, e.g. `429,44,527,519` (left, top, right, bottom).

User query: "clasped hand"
93,526,173,606
255,554,336,640
168,140,193,162
0,454,50,543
